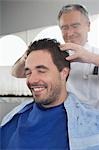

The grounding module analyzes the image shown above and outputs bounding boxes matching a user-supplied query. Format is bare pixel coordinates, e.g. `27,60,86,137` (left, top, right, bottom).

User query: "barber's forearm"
91,53,99,66
11,57,25,78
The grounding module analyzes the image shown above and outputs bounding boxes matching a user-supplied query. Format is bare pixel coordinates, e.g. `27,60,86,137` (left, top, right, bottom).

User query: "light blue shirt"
1,92,99,150
64,93,99,150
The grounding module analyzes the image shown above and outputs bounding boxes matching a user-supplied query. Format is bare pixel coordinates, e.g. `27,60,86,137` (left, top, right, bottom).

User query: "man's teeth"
32,87,45,92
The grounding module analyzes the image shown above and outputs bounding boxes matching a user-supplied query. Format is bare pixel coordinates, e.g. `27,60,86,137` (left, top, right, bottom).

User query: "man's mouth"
30,85,47,94
33,87,45,92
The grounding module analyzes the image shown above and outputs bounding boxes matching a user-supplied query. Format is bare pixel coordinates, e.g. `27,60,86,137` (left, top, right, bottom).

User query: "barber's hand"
60,43,93,63
21,50,28,62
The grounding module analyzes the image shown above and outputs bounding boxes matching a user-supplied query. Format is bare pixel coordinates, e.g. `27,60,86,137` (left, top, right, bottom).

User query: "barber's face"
59,10,90,46
25,50,67,107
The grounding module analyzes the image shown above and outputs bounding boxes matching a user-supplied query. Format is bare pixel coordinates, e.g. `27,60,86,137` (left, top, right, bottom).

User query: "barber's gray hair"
58,4,89,21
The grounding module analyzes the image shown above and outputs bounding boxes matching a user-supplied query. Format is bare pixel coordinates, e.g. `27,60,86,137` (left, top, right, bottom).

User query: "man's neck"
42,90,68,108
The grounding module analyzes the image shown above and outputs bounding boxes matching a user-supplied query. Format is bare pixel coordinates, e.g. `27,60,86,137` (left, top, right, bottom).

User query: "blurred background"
0,0,99,122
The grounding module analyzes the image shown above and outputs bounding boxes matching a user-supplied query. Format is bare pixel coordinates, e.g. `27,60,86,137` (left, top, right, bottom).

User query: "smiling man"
1,39,70,150
1,39,99,150
25,48,68,108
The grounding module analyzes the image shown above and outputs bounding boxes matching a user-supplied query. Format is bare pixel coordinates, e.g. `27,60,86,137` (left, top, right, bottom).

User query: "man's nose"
66,27,74,36
28,72,40,84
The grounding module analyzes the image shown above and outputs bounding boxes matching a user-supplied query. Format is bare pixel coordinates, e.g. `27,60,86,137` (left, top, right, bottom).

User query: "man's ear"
60,67,70,80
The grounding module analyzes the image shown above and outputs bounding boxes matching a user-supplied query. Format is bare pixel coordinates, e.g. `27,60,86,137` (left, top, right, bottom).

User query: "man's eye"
25,71,31,76
72,24,80,29
38,69,46,73
61,26,68,31
73,25,78,28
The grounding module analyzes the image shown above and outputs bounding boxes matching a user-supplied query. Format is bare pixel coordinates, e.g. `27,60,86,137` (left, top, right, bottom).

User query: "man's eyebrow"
71,23,81,26
24,65,49,72
61,23,80,28
36,65,49,70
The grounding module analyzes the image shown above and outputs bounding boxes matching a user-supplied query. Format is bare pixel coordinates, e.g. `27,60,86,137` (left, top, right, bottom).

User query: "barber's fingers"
60,43,73,51
21,51,28,62
65,54,78,61
60,43,81,52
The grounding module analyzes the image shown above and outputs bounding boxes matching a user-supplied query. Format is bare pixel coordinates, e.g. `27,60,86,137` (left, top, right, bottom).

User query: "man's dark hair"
27,38,70,73
58,4,89,22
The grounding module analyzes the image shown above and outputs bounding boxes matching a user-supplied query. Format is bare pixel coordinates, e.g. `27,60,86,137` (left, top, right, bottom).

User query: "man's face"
59,10,90,46
25,50,67,107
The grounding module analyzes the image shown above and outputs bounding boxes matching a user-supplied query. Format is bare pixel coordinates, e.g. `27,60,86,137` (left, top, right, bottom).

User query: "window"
0,35,30,96
0,35,27,66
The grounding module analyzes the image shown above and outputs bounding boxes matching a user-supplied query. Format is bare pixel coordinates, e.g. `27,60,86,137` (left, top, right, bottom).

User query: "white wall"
0,1,2,35
1,1,60,35
1,0,99,35
14,27,45,45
